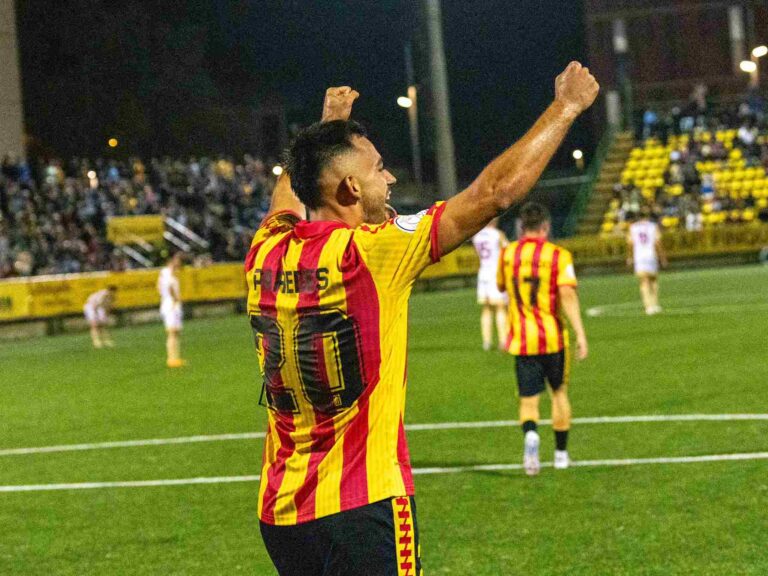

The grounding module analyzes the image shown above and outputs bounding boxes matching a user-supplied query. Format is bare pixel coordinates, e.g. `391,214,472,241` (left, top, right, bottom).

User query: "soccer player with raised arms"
248,63,598,575
497,202,588,476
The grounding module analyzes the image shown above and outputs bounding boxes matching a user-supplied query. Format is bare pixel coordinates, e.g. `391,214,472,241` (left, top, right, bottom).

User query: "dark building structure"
585,0,768,119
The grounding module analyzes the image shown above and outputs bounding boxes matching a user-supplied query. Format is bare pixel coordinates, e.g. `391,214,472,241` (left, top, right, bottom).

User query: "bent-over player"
83,285,117,348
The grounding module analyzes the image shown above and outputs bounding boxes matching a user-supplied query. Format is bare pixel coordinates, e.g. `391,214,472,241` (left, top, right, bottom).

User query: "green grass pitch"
2,265,767,575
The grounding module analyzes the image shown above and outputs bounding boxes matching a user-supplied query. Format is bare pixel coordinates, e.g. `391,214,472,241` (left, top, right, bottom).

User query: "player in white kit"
83,286,117,348
627,211,667,315
158,253,185,367
472,218,509,350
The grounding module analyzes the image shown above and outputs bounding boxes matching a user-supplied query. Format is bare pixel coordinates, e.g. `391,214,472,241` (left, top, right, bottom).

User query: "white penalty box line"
2,413,768,457
2,451,767,493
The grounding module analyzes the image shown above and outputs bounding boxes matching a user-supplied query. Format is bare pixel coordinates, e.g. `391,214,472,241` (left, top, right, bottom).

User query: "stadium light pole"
748,45,767,87
740,59,758,87
422,0,458,198
572,149,585,171
402,42,423,189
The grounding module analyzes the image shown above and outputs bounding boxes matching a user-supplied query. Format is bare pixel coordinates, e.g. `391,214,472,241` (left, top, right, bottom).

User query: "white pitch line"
2,414,767,457
2,452,767,493
0,432,266,457
0,475,261,493
412,451,768,475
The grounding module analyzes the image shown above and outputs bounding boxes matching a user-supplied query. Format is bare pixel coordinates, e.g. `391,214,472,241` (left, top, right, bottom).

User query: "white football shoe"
554,450,570,470
523,430,540,476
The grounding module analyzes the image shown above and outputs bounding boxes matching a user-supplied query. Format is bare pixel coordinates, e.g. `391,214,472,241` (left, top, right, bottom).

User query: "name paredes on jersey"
252,267,330,294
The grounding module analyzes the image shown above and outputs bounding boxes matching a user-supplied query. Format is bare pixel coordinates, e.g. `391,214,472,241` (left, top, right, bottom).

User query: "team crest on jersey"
394,210,427,233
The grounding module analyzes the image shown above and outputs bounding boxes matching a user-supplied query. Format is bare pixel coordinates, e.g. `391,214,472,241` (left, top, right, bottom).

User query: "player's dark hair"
106,285,118,292
284,120,367,210
519,202,551,231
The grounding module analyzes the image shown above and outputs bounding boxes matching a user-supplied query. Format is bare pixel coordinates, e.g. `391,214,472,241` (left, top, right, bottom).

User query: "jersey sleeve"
557,249,578,287
351,202,447,290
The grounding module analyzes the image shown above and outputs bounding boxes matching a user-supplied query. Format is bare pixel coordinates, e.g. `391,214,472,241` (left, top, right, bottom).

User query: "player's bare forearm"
438,101,577,254
266,172,306,219
266,87,359,220
437,62,599,255
656,240,668,267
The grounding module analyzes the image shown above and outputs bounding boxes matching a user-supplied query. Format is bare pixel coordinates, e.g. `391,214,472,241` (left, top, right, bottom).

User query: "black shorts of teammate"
515,350,567,397
260,496,421,576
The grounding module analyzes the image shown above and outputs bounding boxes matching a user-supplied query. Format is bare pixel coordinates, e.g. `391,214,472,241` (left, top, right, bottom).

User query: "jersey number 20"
251,310,366,414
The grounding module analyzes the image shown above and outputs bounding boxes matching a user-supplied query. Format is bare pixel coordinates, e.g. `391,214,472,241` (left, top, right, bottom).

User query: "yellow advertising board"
0,279,31,321
0,264,249,321
561,223,768,265
6,223,765,322
107,215,165,245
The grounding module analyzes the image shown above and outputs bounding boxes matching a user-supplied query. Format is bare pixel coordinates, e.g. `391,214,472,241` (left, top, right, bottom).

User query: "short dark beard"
361,196,389,225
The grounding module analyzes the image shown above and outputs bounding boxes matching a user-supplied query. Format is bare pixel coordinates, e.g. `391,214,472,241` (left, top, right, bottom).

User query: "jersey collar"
293,220,351,240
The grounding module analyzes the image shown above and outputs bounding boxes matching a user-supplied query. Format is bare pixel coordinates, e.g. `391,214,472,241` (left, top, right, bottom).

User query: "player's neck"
521,231,547,240
309,204,364,228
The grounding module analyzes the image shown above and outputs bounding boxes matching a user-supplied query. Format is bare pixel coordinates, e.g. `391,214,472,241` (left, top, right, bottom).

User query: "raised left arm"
265,86,360,219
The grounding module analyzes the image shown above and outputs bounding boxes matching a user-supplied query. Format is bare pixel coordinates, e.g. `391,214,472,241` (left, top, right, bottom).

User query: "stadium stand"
0,155,275,278
596,90,768,237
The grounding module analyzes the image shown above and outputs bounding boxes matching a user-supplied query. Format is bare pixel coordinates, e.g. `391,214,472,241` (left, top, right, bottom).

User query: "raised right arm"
437,62,599,255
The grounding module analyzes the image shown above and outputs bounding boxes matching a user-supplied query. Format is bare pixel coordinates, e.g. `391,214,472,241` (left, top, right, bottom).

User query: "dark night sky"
18,0,590,180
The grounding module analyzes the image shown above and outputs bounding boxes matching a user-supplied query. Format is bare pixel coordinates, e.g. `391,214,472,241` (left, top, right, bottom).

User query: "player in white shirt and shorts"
627,211,667,315
472,218,509,350
83,286,117,348
158,253,185,367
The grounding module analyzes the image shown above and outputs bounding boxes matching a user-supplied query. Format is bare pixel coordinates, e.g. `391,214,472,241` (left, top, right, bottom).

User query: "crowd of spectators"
0,154,276,278
604,86,768,234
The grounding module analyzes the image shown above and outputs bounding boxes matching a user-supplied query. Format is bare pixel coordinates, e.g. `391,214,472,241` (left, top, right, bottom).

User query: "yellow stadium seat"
729,148,743,160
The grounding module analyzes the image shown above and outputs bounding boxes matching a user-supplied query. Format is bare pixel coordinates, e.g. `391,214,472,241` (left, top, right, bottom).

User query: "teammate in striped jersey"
497,202,588,475
251,64,598,575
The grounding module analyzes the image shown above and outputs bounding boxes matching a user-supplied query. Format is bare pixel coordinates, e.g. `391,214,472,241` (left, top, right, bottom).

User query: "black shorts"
260,496,421,576
515,350,568,397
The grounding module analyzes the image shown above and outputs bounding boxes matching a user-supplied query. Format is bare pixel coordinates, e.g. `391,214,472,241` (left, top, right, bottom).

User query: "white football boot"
554,450,570,470
523,430,540,476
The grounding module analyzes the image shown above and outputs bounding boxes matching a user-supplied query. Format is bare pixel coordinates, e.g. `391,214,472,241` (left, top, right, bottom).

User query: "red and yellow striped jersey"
497,237,577,356
245,203,446,526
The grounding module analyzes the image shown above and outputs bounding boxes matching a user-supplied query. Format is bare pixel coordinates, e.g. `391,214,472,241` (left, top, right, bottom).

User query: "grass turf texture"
2,265,767,575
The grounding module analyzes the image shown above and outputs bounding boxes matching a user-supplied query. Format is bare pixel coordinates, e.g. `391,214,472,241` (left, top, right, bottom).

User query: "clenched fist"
321,86,360,122
555,61,599,117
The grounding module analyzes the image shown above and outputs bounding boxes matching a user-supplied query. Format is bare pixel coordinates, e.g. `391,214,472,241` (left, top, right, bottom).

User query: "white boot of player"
523,430,540,476
554,449,570,470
